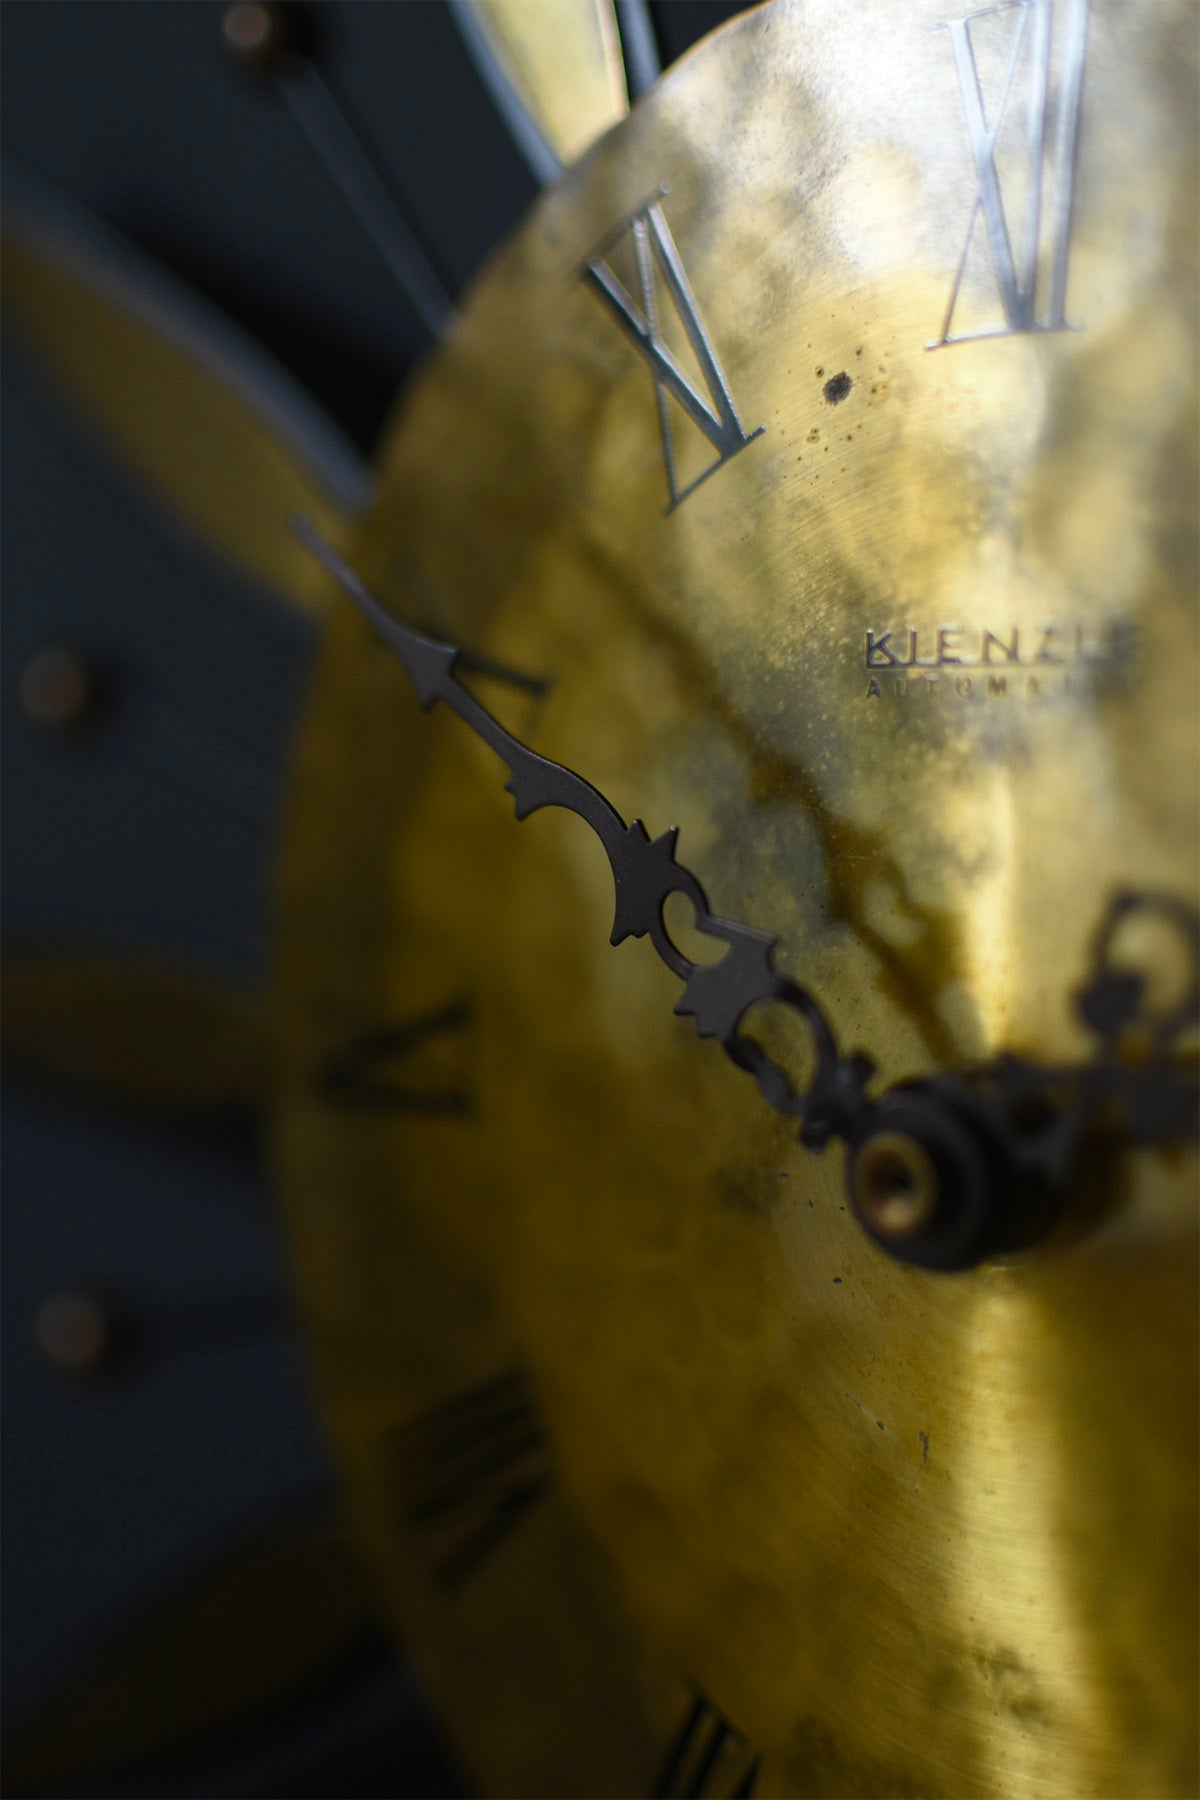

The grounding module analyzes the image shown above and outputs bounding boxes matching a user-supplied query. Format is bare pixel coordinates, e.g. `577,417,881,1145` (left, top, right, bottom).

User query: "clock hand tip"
290,511,371,618
289,509,327,560
290,513,461,712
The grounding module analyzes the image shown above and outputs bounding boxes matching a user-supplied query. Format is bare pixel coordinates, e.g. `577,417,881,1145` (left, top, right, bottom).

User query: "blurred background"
1,4,746,1794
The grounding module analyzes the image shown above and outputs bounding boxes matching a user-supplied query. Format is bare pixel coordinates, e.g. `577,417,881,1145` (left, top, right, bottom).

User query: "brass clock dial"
276,2,1198,1796
4,0,1196,1792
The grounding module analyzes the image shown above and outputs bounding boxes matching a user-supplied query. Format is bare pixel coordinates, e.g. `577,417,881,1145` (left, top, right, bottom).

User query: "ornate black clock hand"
293,519,868,1125
296,519,1198,1274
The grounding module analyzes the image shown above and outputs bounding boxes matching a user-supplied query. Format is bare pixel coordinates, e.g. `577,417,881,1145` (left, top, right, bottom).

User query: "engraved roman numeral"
386,1370,552,1588
318,1001,473,1114
930,0,1089,348
583,199,763,510
653,1687,762,1798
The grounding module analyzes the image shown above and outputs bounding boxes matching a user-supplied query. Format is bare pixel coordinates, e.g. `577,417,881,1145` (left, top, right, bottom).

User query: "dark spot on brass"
716,1168,779,1217
824,371,853,405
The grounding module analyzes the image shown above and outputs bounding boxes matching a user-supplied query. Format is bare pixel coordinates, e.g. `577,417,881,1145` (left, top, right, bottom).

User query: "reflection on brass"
851,1132,938,1240
275,2,1198,1795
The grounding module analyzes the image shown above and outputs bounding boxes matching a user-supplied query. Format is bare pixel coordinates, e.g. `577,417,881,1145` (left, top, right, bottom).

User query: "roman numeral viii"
318,1001,473,1114
931,0,1089,348
386,1370,552,1589
583,199,763,511
653,1687,762,1798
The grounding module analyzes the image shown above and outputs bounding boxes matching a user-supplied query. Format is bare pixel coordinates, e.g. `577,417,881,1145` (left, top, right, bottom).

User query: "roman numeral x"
584,199,763,509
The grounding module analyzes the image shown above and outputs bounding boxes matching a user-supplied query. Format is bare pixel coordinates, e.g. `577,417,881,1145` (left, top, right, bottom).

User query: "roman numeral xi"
931,0,1089,347
584,199,763,511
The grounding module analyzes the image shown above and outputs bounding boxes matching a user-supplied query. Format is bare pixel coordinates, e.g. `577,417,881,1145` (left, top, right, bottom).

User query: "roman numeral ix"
931,0,1089,348
386,1369,552,1589
583,198,763,510
318,1001,473,1114
653,1686,762,1799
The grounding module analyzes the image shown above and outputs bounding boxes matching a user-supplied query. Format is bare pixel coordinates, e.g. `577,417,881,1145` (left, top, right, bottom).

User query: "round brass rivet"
35,1291,111,1372
19,647,94,729
853,1131,939,1239
221,2,301,73
222,2,272,55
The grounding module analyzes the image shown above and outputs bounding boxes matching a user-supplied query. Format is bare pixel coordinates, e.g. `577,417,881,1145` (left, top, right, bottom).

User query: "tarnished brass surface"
460,0,628,167
276,2,1199,1793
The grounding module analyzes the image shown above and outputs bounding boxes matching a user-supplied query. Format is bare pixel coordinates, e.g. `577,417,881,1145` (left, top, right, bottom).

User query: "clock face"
275,2,1198,1796
4,0,1197,1794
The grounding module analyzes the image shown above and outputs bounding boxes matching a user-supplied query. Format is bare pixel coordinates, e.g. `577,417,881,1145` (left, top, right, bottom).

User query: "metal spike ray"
221,3,455,338
295,516,1199,1270
2,166,367,610
613,0,661,100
